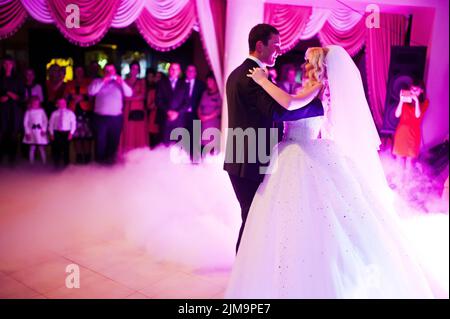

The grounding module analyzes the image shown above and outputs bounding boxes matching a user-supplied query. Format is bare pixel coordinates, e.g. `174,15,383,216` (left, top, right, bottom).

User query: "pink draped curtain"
111,0,146,28
366,13,407,128
0,0,27,39
263,3,312,54
2,0,198,51
46,0,121,46
136,1,196,52
196,0,225,95
319,17,367,57
209,0,225,70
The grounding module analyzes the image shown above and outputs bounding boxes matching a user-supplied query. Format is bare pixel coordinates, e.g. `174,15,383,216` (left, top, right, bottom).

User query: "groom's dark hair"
248,24,279,52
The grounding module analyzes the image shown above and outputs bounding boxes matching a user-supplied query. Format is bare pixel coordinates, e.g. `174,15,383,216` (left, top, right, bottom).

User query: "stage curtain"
136,0,196,52
0,0,28,39
366,13,407,128
196,0,224,95
318,17,366,57
327,8,363,31
300,7,330,40
143,0,190,19
20,0,52,23
263,3,311,54
46,0,122,46
4,0,196,50
209,0,225,68
111,0,146,28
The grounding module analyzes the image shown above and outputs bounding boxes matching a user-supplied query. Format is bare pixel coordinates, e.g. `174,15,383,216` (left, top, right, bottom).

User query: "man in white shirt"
49,97,76,168
88,63,132,164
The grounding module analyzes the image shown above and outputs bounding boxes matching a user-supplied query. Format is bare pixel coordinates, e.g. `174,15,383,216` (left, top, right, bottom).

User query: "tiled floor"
1,154,447,299
0,163,234,299
0,236,230,299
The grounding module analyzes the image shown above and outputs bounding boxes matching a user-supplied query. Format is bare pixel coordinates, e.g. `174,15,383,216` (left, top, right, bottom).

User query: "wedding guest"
280,65,301,94
155,63,190,146
198,73,222,157
120,61,148,153
185,65,206,118
88,63,132,164
48,98,76,168
0,55,24,166
146,68,162,148
87,61,101,80
23,96,48,164
46,64,66,117
393,79,429,171
24,68,44,103
185,65,206,161
65,66,93,164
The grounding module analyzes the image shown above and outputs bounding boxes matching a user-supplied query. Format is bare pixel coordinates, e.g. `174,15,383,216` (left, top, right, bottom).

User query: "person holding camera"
88,63,132,164
392,79,429,171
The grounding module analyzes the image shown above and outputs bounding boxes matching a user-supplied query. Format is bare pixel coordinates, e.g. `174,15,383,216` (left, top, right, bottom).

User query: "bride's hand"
247,67,268,85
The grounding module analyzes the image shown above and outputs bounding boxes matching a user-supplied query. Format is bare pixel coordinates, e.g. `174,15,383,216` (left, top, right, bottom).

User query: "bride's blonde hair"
304,47,328,85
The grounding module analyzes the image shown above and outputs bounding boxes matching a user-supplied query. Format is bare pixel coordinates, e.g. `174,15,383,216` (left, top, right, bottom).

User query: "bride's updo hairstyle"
304,47,329,84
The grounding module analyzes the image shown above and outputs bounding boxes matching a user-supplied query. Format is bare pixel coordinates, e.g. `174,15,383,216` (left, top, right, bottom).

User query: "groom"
224,24,324,252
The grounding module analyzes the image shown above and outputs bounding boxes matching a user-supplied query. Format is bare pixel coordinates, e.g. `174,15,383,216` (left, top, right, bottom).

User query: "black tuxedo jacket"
186,79,206,118
155,76,190,114
155,76,190,143
223,58,324,183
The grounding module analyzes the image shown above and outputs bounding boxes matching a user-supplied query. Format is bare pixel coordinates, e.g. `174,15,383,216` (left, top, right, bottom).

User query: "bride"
224,45,435,298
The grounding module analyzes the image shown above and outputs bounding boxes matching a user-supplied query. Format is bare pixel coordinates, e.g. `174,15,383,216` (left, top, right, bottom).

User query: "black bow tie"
32,124,41,129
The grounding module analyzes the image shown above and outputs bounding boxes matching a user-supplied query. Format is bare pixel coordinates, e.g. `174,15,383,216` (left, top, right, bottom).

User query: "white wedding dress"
224,116,435,298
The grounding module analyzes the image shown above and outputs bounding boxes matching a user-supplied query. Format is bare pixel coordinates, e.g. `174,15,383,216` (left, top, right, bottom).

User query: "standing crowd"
0,55,223,168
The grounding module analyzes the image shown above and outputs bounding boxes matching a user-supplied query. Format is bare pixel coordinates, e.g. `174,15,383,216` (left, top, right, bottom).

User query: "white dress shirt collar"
169,77,178,89
186,78,195,97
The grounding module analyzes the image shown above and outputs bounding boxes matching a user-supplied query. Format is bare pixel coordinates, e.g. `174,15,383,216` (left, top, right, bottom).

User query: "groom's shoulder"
227,59,255,85
233,59,256,75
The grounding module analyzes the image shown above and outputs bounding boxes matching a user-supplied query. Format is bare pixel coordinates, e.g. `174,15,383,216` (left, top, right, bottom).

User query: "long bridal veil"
322,45,390,200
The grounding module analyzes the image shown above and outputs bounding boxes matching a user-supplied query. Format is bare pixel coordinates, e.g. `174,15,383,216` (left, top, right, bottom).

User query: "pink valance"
264,3,311,54
0,0,27,39
2,0,198,50
46,0,122,47
20,0,52,23
318,17,367,57
136,0,196,52
111,0,146,28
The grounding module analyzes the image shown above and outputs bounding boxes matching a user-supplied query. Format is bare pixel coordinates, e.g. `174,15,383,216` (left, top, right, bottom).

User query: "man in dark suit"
155,63,190,146
224,24,324,252
280,65,302,94
185,65,206,162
